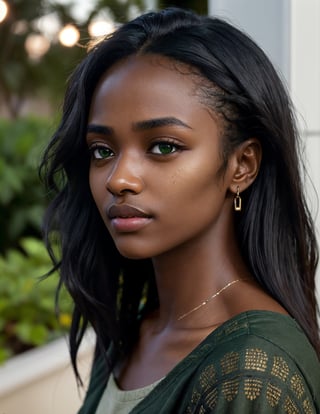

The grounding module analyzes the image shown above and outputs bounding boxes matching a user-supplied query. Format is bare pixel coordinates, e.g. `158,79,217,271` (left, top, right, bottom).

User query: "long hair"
40,8,320,380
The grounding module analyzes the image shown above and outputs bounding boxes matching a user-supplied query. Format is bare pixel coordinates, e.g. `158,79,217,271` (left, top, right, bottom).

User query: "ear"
228,138,262,193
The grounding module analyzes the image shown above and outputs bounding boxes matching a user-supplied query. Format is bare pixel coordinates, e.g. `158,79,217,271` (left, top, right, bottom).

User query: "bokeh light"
12,20,28,35
58,24,80,47
88,20,115,37
25,33,50,61
0,0,8,23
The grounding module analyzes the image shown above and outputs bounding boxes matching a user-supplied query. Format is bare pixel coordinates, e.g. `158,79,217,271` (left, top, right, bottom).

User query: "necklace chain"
177,279,245,321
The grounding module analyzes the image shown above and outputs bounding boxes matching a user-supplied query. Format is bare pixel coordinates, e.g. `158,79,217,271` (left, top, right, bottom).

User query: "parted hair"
40,7,320,379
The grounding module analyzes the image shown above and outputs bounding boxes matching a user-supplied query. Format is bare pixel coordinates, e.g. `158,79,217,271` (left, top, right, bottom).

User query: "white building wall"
209,0,320,299
290,1,320,267
208,0,291,79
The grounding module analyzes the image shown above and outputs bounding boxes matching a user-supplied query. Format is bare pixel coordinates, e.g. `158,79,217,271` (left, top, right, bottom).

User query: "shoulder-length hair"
40,7,320,379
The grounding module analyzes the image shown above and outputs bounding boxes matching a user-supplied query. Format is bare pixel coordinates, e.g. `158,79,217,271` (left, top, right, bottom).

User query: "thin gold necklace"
177,279,245,321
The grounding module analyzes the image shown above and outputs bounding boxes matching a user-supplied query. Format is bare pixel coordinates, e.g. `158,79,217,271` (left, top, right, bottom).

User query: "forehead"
89,54,220,127
95,54,201,94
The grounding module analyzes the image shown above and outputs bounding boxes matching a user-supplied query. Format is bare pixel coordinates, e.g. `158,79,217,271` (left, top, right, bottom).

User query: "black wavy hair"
40,7,320,380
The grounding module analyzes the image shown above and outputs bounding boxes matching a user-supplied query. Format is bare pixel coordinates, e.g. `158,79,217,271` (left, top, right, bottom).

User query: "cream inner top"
96,373,163,414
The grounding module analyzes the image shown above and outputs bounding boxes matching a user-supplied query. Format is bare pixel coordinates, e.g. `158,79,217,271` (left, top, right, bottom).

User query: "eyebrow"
87,117,192,136
87,124,113,135
132,117,192,131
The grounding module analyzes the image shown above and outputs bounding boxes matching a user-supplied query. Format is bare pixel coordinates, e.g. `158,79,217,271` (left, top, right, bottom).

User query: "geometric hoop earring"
234,186,242,212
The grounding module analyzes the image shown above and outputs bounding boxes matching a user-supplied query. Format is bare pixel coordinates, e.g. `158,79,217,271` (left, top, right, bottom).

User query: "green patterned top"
78,311,320,413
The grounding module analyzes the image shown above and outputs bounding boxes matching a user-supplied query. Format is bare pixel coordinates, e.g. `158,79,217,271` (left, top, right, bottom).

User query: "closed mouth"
107,204,152,219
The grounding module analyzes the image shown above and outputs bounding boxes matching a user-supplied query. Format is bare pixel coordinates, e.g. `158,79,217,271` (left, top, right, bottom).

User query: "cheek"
171,158,223,200
162,162,225,223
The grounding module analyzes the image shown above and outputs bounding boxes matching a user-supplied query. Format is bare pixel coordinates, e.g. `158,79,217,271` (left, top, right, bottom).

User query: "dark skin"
87,54,287,390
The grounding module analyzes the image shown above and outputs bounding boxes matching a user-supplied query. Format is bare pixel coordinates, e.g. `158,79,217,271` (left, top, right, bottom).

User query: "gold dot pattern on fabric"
199,364,216,393
245,348,268,372
271,356,290,382
222,378,240,402
290,374,304,399
220,352,240,376
266,382,282,407
204,387,218,408
223,321,241,336
190,390,201,405
284,396,299,413
185,346,316,413
303,398,314,414
244,378,263,401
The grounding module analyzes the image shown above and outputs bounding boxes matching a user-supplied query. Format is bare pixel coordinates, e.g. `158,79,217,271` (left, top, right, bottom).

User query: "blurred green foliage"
0,237,72,363
0,116,74,363
0,116,55,253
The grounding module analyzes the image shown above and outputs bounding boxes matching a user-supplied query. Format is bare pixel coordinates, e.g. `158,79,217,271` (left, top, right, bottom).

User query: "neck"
150,214,250,328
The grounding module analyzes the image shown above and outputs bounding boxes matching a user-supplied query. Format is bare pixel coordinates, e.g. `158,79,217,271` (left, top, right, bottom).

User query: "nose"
106,153,144,196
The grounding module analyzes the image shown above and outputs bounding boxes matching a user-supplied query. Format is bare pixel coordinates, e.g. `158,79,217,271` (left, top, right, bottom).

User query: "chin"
120,252,150,260
115,244,154,260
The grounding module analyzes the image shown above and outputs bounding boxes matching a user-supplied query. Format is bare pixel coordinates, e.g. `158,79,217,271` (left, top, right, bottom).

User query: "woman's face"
87,55,234,259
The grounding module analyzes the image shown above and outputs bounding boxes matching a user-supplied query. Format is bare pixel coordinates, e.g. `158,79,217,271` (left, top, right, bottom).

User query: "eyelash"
89,144,114,160
89,139,183,160
149,139,183,155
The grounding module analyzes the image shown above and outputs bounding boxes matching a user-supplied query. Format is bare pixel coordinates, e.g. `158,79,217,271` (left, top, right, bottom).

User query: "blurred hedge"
0,117,55,253
0,117,73,363
0,237,72,363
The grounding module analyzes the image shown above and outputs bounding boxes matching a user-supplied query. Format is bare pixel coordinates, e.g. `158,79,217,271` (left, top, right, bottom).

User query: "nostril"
106,174,144,196
104,153,145,196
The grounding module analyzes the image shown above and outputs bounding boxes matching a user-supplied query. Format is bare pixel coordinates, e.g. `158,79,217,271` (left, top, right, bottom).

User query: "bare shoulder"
225,279,288,317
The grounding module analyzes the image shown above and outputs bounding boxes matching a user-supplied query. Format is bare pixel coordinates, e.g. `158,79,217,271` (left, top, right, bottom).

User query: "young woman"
41,7,320,413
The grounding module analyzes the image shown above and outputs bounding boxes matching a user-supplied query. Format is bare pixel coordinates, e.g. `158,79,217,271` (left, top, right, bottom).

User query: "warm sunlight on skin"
87,55,235,260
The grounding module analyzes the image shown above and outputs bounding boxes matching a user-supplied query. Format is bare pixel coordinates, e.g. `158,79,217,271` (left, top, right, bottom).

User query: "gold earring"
234,186,242,211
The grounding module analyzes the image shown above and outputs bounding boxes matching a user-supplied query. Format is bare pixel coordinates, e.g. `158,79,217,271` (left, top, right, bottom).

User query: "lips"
107,204,153,233
107,204,151,219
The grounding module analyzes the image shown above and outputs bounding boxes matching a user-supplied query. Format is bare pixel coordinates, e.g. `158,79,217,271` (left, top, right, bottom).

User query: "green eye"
91,146,114,159
152,142,177,155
